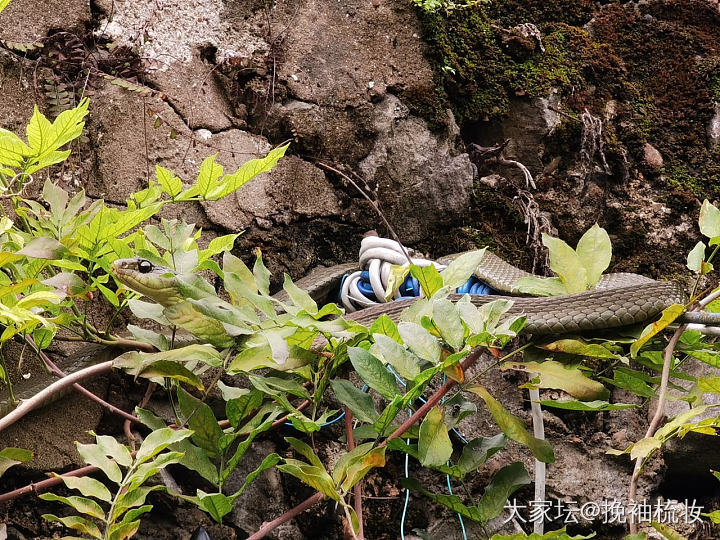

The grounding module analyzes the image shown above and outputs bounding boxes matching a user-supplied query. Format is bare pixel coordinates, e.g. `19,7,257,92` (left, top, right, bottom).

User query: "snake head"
111,258,182,306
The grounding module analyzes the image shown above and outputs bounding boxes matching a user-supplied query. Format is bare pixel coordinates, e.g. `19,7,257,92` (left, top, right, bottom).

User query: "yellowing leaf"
576,224,612,287
543,233,588,293
631,304,685,358
503,360,609,401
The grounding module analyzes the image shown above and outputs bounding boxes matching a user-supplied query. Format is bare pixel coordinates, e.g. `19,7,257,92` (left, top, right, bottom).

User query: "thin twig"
0,464,100,503
628,324,685,534
0,360,115,432
25,336,138,424
345,406,364,539
315,161,412,265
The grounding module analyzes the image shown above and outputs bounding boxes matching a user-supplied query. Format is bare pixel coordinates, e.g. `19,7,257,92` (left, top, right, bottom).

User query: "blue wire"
393,366,468,540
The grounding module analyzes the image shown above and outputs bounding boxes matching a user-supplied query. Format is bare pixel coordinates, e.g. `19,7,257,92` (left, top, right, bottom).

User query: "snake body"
112,250,686,336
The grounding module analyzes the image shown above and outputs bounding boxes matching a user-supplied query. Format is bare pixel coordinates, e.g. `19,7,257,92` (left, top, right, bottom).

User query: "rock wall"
1,0,720,538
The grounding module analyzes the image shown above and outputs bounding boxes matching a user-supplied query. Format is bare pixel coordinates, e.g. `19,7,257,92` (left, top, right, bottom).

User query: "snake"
111,250,688,336
0,251,687,417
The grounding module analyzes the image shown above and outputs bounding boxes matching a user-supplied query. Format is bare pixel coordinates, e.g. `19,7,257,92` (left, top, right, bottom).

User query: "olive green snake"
111,250,688,335
0,250,689,418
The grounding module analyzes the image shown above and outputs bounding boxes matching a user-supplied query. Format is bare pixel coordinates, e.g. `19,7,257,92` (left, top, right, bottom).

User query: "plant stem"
246,348,484,539
345,407,364,539
0,360,115,432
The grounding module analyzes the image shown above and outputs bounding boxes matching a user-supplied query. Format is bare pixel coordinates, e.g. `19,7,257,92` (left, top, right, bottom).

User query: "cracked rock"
358,95,474,243
202,155,341,231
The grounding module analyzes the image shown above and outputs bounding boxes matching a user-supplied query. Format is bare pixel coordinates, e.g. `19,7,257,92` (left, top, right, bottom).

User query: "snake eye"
137,259,154,274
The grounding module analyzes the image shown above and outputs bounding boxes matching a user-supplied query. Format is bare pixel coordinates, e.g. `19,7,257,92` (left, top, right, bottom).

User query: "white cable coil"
340,237,445,313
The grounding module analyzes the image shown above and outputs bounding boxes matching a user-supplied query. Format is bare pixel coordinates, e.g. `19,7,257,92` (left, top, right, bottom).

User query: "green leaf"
26,98,88,160
135,409,218,485
233,453,282,497
514,276,570,296
277,460,339,501
475,462,532,522
469,386,554,463
348,346,400,399
418,406,453,467
503,360,609,401
384,264,410,301
253,249,272,296
126,451,185,493
196,154,224,198
700,200,720,239
631,304,685,358
699,377,720,393
156,165,182,198
543,233,587,293
402,462,530,524
457,434,507,475
575,224,612,287
602,369,656,398
282,273,318,314
687,241,706,273
0,447,33,476
76,442,123,483
537,400,637,411
330,379,379,423
226,390,264,429
38,493,105,519
628,437,663,460
141,360,205,390
369,314,402,343
373,395,404,435
195,490,236,523
108,519,141,540
18,236,68,259
41,514,102,539
177,386,222,457
398,322,441,363
410,264,443,297
441,250,486,289
205,144,288,201
60,475,112,503
135,427,193,464
371,333,421,380
432,299,465,351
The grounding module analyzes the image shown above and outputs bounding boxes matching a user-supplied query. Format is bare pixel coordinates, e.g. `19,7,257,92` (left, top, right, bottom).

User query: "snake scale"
0,251,687,418
269,250,687,335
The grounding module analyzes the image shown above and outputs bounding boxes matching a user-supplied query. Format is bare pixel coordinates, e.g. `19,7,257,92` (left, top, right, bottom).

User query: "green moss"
664,163,720,198
416,7,510,123
413,3,624,124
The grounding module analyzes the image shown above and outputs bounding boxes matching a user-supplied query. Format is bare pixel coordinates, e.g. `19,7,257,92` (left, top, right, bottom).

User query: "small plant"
515,223,612,295
40,429,192,540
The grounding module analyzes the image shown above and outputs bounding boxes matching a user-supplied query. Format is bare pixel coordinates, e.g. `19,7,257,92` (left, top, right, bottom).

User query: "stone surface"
0,51,39,133
267,0,435,107
708,102,720,150
146,52,236,132
642,142,664,170
224,440,303,538
358,95,475,243
0,343,111,472
202,154,341,231
86,81,270,207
